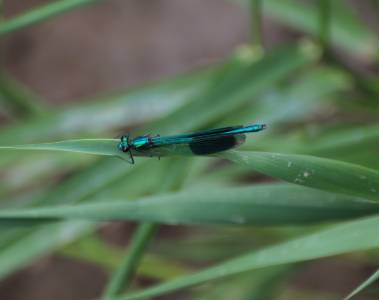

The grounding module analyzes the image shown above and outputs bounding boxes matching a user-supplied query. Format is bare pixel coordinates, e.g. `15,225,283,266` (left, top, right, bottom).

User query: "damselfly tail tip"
243,123,267,133
253,124,267,131
245,123,267,132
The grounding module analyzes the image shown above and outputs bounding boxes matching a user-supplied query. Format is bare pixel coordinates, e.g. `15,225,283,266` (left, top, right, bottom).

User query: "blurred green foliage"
0,1,379,300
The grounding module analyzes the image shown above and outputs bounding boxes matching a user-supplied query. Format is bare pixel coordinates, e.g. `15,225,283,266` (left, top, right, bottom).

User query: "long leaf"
0,184,377,225
221,151,379,201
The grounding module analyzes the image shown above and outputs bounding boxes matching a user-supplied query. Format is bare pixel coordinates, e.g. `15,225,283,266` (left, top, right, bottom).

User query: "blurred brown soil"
3,0,249,104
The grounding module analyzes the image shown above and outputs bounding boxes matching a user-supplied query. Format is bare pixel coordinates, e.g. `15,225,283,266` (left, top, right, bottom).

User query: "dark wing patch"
189,134,245,155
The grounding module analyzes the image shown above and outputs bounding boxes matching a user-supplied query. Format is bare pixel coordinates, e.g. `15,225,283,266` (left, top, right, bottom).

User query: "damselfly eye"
117,135,131,152
120,135,129,143
118,142,129,152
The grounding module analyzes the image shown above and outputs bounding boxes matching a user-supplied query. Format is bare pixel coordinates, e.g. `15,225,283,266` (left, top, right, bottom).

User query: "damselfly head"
118,135,131,152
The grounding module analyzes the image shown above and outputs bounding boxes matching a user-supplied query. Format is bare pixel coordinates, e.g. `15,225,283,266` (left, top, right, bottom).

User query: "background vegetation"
0,0,379,299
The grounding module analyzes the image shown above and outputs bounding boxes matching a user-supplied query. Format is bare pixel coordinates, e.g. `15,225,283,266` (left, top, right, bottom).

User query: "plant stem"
250,0,264,50
101,159,191,300
318,0,331,52
101,223,158,300
372,0,379,13
0,0,102,36
0,0,4,68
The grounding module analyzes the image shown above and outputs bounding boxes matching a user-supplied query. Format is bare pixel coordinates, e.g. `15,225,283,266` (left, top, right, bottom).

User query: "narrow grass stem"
0,0,102,36
101,223,158,300
373,0,379,12
250,0,264,50
344,268,379,300
318,0,331,52
0,0,4,67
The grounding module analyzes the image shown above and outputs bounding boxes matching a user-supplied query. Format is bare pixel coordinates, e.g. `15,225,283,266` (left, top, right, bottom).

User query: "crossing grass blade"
343,268,379,300
0,184,377,226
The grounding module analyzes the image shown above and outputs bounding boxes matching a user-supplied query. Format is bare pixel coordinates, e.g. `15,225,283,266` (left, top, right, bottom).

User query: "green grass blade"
115,213,379,300
0,139,120,157
344,268,379,300
221,151,379,201
0,184,377,225
244,123,379,169
0,138,225,159
0,0,102,36
2,145,379,203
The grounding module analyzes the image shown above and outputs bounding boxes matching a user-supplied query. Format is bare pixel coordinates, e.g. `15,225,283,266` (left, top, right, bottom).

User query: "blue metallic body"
118,124,266,164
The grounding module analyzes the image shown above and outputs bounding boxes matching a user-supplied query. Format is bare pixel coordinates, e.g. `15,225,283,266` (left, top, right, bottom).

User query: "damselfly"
118,124,266,164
